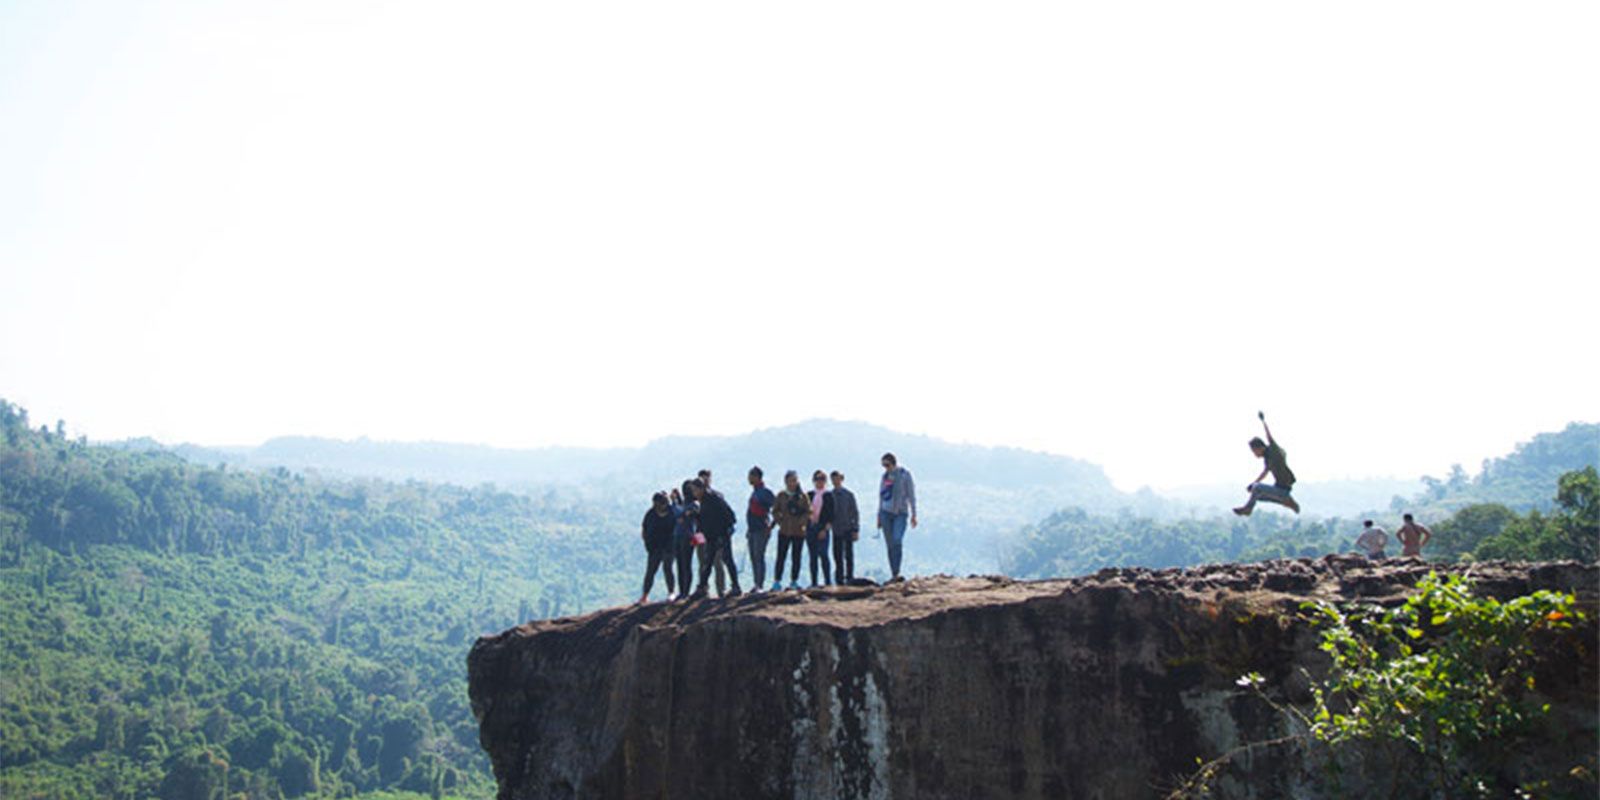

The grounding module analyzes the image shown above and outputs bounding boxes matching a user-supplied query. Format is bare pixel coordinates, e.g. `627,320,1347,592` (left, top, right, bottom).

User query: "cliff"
468,558,1597,799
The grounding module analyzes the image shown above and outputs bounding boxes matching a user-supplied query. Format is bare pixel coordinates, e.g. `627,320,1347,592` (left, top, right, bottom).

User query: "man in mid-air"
1233,412,1301,516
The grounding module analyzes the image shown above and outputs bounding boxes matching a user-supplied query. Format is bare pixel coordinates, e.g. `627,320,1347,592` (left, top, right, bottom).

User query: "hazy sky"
2,1,1595,491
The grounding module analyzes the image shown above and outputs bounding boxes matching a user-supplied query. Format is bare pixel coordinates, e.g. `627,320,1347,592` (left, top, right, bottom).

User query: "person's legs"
719,535,739,591
748,530,768,588
695,542,712,595
820,536,832,585
788,536,803,583
772,537,790,589
807,534,819,586
674,538,693,597
1233,485,1261,515
842,536,855,582
883,512,908,578
832,534,846,582
658,546,675,597
641,549,660,600
1236,483,1299,515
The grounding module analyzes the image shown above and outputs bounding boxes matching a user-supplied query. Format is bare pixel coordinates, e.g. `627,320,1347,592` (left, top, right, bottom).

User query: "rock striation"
468,558,1597,799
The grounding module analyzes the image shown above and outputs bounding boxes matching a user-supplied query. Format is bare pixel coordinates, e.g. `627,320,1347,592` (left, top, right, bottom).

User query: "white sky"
2,0,1595,491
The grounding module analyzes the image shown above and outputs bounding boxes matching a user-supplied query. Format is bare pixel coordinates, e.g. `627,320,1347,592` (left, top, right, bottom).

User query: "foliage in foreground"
1181,574,1592,798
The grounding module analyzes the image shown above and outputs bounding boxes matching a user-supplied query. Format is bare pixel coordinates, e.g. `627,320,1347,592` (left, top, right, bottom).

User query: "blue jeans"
1242,483,1293,511
880,511,909,578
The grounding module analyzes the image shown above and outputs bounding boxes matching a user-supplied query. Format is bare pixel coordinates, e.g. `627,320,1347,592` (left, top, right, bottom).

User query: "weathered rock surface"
468,558,1597,799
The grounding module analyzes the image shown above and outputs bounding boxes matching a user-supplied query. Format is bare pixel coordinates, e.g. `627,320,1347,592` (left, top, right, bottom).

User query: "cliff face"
468,558,1597,800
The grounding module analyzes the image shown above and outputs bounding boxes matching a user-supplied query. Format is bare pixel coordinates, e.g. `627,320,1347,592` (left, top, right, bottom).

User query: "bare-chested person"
1396,513,1433,558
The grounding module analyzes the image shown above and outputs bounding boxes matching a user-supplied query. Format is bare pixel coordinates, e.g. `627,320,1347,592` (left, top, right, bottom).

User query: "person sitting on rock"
1355,520,1389,559
1396,513,1432,558
1233,411,1301,516
771,471,810,590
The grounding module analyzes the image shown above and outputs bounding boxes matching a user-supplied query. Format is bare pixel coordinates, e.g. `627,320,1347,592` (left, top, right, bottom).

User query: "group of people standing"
639,453,918,602
1355,514,1434,560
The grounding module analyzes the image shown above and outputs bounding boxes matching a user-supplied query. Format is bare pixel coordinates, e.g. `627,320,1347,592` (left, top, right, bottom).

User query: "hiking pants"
747,526,771,588
832,531,855,583
1241,482,1293,512
774,536,803,584
806,524,832,586
697,534,739,594
642,544,675,599
881,511,909,578
673,535,695,595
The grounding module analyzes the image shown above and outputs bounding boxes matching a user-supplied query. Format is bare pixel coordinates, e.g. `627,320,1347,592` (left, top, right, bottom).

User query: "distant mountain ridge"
133,418,1127,510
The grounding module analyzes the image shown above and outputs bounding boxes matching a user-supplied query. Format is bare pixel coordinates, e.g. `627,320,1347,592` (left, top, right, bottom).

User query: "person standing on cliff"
1355,519,1389,559
806,470,835,587
771,471,810,590
638,492,677,603
691,479,741,598
700,468,741,584
671,483,699,601
1396,513,1433,558
830,470,860,583
746,467,775,591
877,452,917,582
1232,412,1301,516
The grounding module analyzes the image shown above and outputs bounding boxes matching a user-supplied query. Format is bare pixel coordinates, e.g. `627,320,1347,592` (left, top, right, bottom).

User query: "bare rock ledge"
469,557,1597,799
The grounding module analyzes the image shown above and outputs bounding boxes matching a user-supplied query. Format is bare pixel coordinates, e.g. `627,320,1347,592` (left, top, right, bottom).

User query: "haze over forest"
3,0,1596,797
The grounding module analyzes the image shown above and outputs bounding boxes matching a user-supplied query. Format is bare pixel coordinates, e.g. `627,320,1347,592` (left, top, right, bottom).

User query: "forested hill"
0,399,633,799
1410,421,1599,513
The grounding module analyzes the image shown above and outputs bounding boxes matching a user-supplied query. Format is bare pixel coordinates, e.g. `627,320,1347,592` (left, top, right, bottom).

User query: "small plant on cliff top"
1300,572,1582,796
1172,573,1587,799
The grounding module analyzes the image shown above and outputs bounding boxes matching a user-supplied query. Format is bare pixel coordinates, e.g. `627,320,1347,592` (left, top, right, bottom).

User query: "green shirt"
1265,441,1296,488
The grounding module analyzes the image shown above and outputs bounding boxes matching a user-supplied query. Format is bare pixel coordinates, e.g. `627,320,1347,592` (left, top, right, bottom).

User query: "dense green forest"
1003,423,1598,578
2,396,1592,798
0,400,634,799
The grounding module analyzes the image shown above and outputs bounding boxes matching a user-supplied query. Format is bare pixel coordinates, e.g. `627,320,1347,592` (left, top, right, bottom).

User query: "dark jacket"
831,486,860,537
697,491,737,539
641,508,676,550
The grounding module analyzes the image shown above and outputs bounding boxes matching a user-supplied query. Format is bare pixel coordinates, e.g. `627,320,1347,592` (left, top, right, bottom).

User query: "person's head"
697,469,712,487
784,470,800,490
1363,520,1374,528
652,491,669,511
830,470,845,488
812,470,827,490
748,466,763,486
681,479,696,499
881,452,898,471
1248,437,1267,457
670,487,682,504
690,478,707,499
1403,513,1414,523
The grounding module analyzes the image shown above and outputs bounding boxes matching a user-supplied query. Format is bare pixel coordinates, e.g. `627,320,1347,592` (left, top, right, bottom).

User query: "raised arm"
1258,410,1275,444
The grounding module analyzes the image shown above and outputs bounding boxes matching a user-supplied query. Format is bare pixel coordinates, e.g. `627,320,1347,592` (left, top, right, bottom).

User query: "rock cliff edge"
469,558,1597,799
